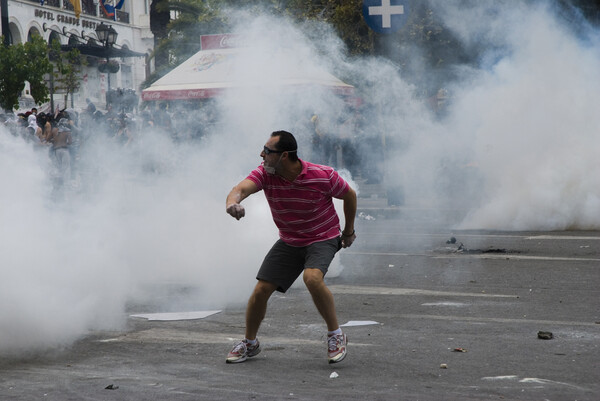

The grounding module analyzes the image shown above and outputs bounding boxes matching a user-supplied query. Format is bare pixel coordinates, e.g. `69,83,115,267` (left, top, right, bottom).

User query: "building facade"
3,0,154,110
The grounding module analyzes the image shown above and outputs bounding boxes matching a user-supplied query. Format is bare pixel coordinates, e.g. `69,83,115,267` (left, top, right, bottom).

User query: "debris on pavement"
452,348,468,352
537,331,553,340
440,364,448,369
458,245,508,254
105,384,119,390
453,242,510,254
330,372,339,379
358,212,376,221
341,320,379,327
435,239,515,255
130,310,221,321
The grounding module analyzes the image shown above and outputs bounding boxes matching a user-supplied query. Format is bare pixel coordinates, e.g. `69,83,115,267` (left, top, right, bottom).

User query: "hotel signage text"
34,8,98,30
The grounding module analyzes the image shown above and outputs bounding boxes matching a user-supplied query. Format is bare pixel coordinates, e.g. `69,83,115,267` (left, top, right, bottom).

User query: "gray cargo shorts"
256,237,342,293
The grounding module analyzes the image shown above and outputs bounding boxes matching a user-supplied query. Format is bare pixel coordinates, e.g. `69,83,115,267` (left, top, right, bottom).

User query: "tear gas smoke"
1,2,598,354
428,0,600,230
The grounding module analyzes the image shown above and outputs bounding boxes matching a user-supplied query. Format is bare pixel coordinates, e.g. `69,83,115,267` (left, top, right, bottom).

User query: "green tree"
143,0,469,93
49,40,86,108
285,0,374,55
144,0,224,87
0,35,53,111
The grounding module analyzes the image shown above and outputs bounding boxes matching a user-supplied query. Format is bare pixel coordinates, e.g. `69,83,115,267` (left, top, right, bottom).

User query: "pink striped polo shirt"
246,159,350,247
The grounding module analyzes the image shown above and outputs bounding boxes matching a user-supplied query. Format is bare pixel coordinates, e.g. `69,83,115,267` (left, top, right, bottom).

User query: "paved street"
1,210,599,400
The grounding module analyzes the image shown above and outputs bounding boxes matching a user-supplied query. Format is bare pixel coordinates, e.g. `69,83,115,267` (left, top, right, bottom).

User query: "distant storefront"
3,0,154,110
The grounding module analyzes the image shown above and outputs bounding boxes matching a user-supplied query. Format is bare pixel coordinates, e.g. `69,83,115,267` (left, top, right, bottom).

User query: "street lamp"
96,22,118,47
95,22,118,47
95,22,118,95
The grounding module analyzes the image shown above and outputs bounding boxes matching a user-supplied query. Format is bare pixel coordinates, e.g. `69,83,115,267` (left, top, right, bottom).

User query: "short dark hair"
271,130,299,161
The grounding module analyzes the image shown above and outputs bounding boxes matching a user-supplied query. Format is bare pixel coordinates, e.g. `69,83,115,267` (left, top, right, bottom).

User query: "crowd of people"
2,100,219,148
1,100,384,197
0,100,225,195
2,107,80,196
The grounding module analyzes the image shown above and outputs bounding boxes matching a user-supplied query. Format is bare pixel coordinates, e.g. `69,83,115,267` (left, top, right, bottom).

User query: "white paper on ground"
130,310,221,321
340,320,379,327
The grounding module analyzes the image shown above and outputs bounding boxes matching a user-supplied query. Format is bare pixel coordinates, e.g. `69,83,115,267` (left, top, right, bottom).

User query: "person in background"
42,119,53,143
26,114,42,143
86,98,96,115
51,119,73,188
225,130,357,365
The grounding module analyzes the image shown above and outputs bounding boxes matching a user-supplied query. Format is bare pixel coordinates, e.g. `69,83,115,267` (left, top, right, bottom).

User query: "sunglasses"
263,146,286,155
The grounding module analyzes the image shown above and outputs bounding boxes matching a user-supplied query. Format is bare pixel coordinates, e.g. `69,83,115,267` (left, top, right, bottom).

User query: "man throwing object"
225,130,357,364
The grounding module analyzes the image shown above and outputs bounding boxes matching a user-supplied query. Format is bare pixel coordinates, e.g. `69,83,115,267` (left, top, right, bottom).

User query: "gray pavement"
1,212,599,400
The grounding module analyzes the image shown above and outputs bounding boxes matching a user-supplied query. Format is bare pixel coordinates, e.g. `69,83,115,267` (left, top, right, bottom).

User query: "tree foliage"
284,0,374,55
144,0,225,87
50,40,87,108
143,0,470,92
0,36,53,111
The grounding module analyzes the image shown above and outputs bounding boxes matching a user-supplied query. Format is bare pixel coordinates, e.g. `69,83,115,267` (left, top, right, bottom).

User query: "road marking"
329,285,516,298
518,378,584,389
351,232,600,241
345,251,414,256
399,314,600,327
433,254,600,262
481,375,518,380
350,233,525,239
345,250,600,262
526,235,600,240
421,302,467,307
481,375,588,391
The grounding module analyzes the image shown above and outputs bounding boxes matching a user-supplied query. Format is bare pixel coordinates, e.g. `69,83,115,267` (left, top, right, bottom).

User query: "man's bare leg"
303,268,348,363
303,268,339,331
245,280,277,340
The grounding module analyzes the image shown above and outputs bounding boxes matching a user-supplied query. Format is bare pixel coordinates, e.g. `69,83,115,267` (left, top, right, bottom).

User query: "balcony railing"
116,10,130,24
29,0,130,22
63,0,74,11
29,0,91,15
82,0,96,17
63,0,95,16
100,10,129,24
35,0,60,7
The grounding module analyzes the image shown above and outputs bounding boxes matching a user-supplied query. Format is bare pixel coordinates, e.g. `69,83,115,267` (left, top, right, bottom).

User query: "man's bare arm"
340,187,357,248
226,179,259,220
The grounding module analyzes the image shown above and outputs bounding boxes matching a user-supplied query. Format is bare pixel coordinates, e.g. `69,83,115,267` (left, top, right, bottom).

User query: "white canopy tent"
141,47,354,101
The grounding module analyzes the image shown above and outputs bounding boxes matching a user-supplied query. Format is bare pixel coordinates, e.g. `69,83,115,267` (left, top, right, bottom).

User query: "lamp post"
1,0,10,46
95,22,118,95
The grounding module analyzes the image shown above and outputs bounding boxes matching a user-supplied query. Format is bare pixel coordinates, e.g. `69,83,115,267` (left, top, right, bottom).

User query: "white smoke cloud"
355,0,600,230
436,1,600,229
1,2,598,355
0,13,349,355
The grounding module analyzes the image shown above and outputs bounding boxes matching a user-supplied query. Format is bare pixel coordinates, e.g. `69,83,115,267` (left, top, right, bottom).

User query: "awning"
60,44,146,59
141,47,353,101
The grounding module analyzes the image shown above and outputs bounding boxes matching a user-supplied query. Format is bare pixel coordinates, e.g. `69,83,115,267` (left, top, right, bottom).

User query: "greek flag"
100,0,125,21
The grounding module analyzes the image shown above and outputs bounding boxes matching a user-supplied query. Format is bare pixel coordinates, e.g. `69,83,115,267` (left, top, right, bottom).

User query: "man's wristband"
342,230,355,237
